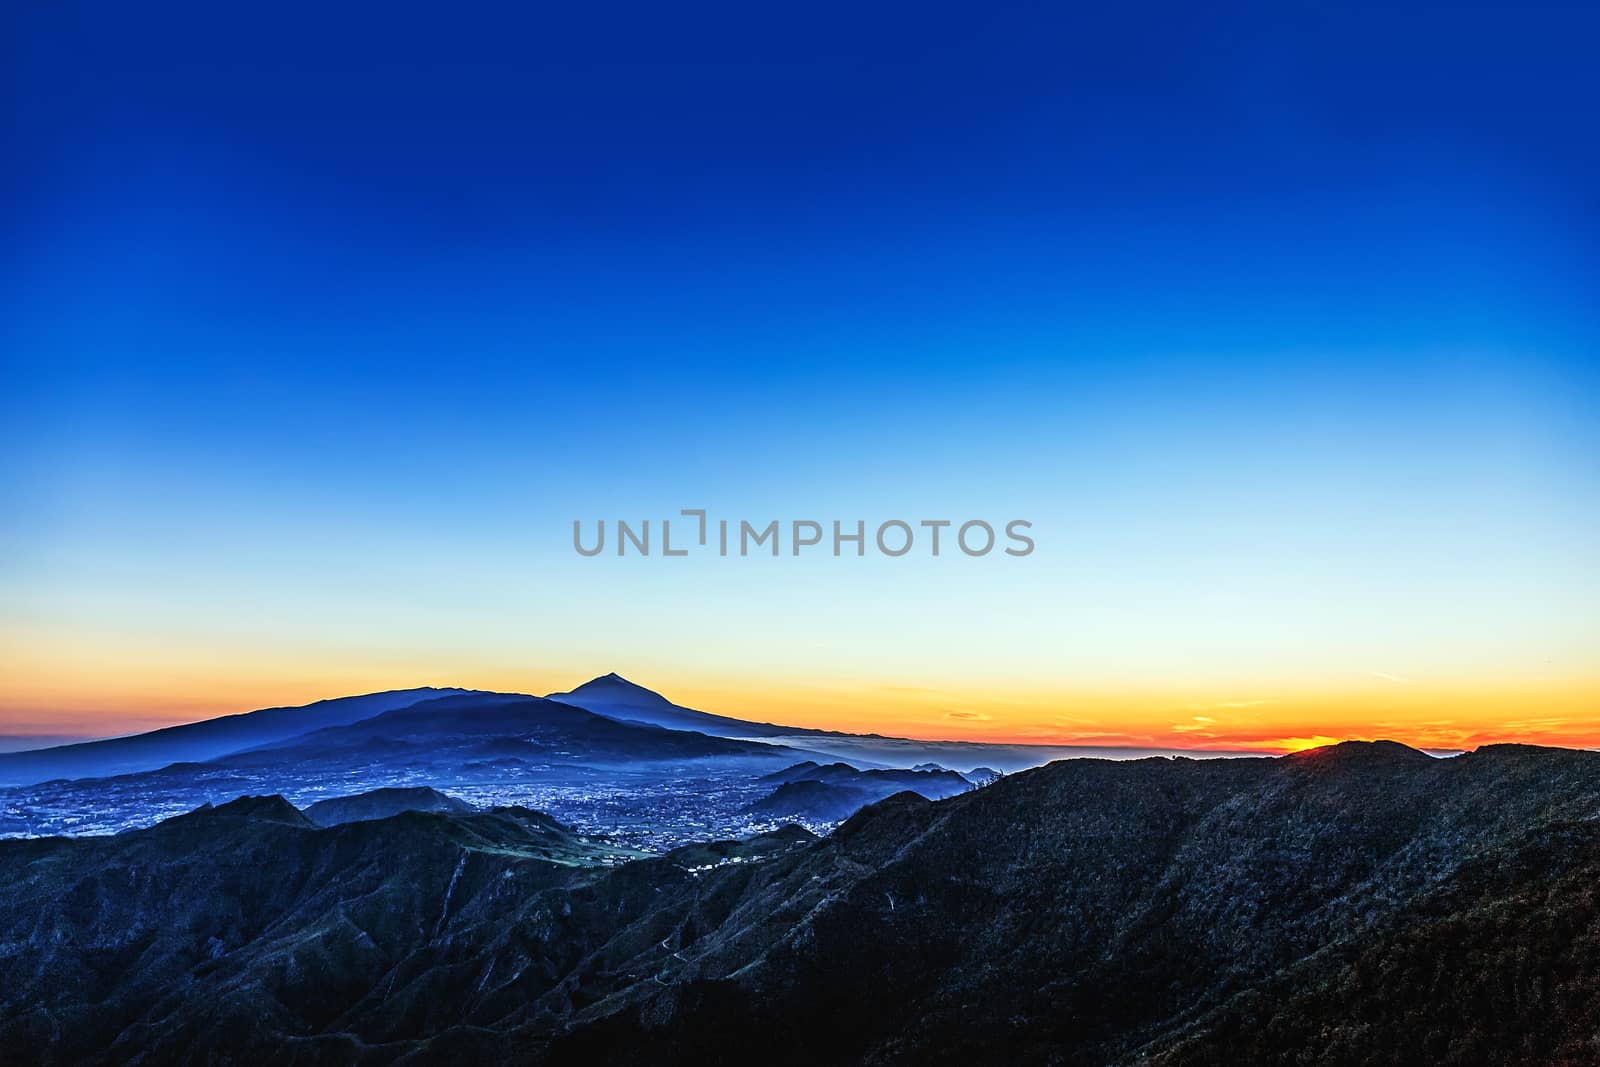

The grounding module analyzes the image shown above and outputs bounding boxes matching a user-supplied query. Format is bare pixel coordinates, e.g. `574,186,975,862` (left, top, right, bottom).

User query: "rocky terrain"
2,741,1597,1064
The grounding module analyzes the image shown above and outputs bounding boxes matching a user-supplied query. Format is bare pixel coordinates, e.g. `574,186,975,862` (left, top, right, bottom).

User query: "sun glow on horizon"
2,636,1594,757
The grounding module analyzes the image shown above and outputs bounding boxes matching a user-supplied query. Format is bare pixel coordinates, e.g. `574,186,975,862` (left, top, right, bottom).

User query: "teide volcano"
0,677,1144,843
545,672,833,739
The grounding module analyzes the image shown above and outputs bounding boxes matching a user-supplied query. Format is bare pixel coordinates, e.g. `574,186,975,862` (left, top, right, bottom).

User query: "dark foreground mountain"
3,741,1598,1065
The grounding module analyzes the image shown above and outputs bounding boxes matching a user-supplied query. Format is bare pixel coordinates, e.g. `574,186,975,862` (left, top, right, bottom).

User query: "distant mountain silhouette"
0,676,1222,795
303,786,474,826
759,760,971,790
227,692,784,766
547,672,832,738
0,688,472,787
749,761,972,820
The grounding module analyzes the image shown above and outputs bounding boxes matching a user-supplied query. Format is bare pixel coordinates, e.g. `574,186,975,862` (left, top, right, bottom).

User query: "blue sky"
3,2,1597,744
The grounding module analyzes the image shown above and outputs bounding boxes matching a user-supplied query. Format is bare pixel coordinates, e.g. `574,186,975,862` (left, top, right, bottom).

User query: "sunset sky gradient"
4,2,1597,753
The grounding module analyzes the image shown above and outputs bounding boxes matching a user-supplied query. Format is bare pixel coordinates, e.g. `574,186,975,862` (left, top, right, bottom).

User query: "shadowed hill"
3,742,1598,1065
0,688,474,787
230,693,786,765
303,786,475,826
550,742,1600,1066
748,761,973,821
1145,817,1600,1065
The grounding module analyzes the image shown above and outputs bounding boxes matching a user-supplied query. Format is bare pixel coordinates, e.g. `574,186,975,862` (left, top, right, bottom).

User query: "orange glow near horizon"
657,678,1600,753
1,631,1595,756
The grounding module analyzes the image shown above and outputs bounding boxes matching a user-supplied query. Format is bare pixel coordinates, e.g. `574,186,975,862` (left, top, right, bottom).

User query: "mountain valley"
2,741,1597,1064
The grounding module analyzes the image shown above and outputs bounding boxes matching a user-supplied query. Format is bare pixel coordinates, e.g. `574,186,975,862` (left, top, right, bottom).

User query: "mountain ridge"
546,672,838,739
0,676,1285,792
3,740,1596,1064
303,786,475,826
227,692,784,764
0,687,475,787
